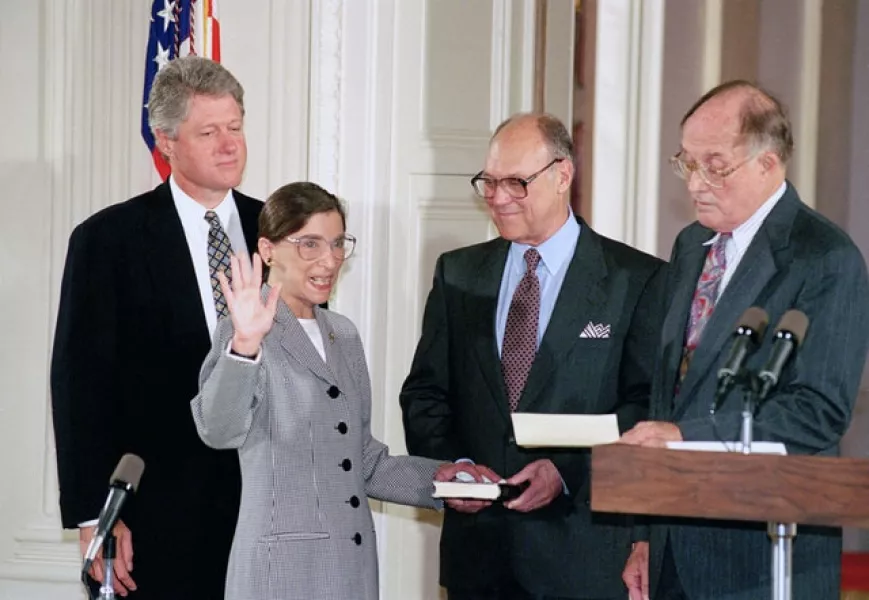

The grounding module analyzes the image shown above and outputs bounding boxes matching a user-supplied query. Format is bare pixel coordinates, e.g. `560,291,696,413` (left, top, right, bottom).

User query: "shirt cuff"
225,340,262,364
78,519,99,528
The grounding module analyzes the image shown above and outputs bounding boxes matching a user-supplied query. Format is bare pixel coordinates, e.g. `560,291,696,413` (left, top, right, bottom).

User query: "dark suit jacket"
400,218,666,598
50,181,262,600
646,183,869,600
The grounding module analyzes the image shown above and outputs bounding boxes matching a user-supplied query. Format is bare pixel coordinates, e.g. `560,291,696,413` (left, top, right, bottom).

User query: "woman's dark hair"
259,182,347,241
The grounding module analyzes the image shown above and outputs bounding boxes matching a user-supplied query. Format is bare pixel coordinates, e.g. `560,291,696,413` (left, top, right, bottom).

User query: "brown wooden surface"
591,444,869,528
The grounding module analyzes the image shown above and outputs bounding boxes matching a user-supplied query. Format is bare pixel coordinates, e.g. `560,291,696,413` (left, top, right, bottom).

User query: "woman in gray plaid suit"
191,182,447,600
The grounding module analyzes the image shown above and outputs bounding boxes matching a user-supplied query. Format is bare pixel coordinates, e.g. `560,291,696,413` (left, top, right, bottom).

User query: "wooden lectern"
591,444,869,599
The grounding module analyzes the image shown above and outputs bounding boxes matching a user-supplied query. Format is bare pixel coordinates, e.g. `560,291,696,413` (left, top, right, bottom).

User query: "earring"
264,257,273,267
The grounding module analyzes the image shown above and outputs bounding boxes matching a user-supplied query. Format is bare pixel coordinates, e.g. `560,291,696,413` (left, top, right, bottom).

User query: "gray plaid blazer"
192,296,443,600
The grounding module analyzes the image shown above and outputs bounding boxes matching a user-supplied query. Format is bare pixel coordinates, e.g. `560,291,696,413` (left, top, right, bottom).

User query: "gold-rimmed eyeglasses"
669,151,759,189
284,234,357,261
470,158,564,199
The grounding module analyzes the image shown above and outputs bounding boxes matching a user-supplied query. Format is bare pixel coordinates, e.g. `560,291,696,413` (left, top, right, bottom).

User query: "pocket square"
579,322,611,339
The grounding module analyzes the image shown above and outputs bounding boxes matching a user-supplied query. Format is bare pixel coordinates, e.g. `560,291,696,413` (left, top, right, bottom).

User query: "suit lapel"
274,298,337,385
315,307,341,378
517,222,607,412
463,241,512,423
659,228,711,406
234,191,261,255
674,186,799,409
144,181,210,345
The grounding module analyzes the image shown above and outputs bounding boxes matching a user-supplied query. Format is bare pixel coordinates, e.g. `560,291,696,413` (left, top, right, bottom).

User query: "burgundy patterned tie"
679,233,731,381
502,248,541,412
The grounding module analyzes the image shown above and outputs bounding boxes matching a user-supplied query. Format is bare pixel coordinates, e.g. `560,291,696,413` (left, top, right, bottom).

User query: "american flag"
141,0,221,178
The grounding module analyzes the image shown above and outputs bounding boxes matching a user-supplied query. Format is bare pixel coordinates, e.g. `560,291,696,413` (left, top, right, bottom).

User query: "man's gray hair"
681,80,793,163
147,56,245,139
493,112,575,160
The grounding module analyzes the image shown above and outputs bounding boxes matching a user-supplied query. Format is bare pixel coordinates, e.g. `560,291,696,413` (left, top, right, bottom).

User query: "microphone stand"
82,532,117,600
740,384,754,454
732,371,795,600
98,533,117,599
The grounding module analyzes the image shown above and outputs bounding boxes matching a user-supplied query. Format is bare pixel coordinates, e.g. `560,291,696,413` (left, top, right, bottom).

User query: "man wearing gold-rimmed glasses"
620,81,869,600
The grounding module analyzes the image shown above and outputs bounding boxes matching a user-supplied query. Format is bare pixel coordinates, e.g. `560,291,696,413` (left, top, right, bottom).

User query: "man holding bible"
400,113,666,600
620,81,869,600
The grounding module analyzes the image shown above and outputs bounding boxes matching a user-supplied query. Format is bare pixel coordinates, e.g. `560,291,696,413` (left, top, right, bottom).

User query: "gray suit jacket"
647,183,869,600
192,297,442,600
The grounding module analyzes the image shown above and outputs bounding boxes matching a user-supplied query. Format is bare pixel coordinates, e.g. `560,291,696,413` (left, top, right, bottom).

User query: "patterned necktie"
679,232,731,381
204,210,234,318
502,248,542,412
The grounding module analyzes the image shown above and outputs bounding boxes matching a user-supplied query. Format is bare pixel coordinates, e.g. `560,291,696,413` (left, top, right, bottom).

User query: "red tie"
502,248,541,412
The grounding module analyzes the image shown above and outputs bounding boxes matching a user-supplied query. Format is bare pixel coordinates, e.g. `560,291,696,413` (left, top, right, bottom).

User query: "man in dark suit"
400,113,667,600
621,81,869,600
50,56,262,599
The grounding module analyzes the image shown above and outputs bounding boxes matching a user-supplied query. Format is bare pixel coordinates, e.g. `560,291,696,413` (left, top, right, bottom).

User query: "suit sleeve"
634,254,678,543
679,245,869,453
616,261,668,432
50,223,122,529
400,255,466,461
190,319,265,450
346,331,443,510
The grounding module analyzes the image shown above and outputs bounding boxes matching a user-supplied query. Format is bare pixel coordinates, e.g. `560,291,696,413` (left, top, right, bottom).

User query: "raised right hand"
217,253,281,355
623,541,650,600
80,520,136,597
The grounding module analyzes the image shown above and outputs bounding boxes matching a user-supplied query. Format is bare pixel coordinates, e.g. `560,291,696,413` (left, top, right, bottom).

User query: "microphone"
712,307,769,413
82,454,145,576
757,310,809,400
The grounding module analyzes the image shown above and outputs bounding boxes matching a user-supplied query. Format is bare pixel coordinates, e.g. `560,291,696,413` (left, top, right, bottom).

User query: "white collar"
169,176,236,227
703,181,787,251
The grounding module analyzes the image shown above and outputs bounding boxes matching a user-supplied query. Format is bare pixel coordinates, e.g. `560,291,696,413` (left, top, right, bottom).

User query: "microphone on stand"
711,307,769,414
757,310,809,401
82,454,145,578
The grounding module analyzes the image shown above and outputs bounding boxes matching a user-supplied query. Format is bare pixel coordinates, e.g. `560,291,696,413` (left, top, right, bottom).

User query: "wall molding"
264,0,312,192
702,0,723,91
631,0,665,256
0,526,78,583
308,0,343,192
794,0,822,209
590,0,664,253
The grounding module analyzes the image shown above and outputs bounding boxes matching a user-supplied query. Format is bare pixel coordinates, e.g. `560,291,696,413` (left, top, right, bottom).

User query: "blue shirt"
496,212,581,355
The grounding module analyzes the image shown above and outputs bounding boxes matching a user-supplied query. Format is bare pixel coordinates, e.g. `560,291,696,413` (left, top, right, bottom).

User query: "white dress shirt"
706,181,787,299
298,319,326,360
170,176,249,336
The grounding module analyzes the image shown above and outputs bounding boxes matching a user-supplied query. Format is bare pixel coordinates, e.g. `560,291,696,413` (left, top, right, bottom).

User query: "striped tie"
204,211,233,318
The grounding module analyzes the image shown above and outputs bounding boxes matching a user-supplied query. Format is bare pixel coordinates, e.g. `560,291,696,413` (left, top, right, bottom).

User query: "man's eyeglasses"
284,234,357,261
470,158,564,199
669,150,759,189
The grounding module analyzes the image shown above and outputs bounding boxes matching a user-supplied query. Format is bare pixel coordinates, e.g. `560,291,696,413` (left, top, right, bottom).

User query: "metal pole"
768,522,797,600
98,533,117,600
741,388,753,454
